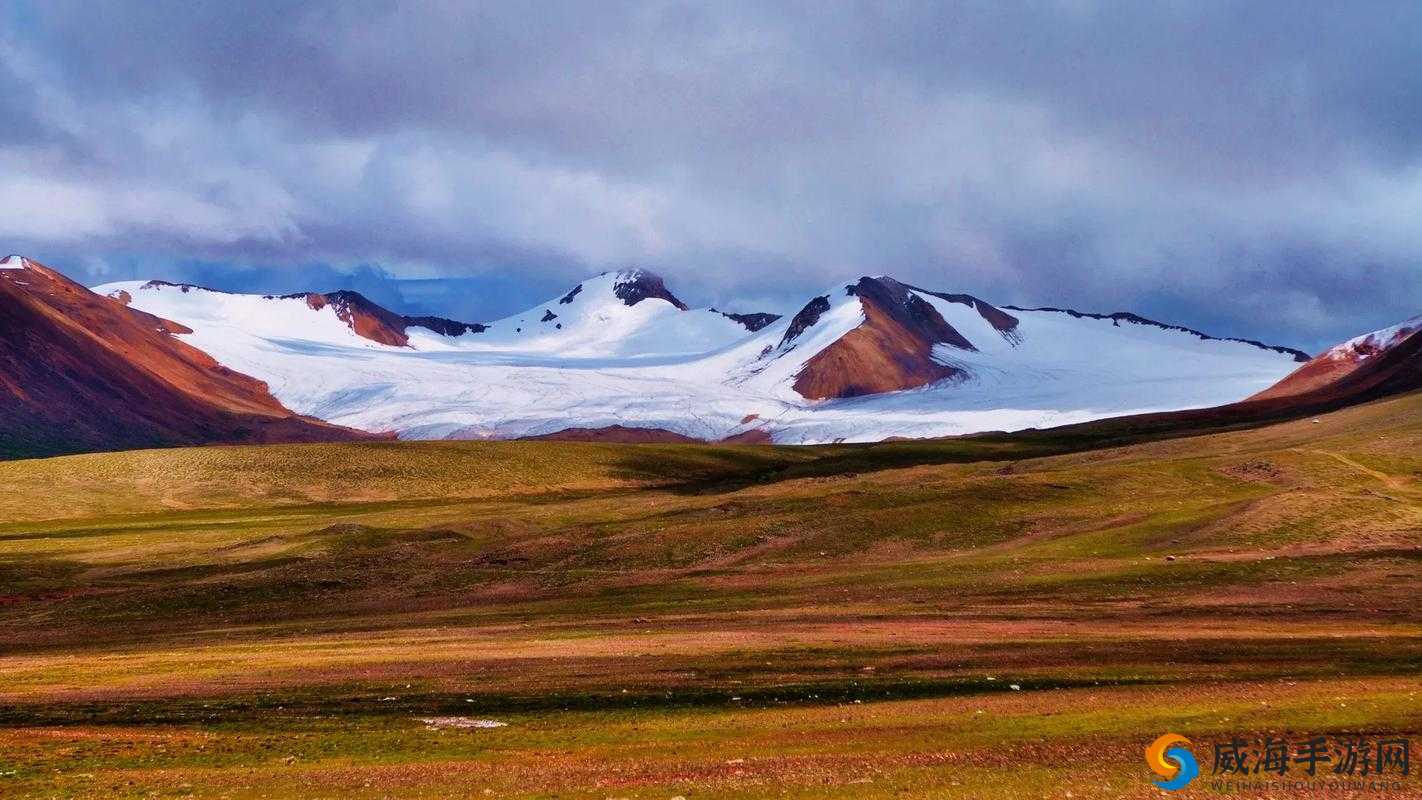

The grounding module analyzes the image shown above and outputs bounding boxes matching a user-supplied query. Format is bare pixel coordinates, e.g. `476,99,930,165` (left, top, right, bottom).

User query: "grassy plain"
2,394,1421,797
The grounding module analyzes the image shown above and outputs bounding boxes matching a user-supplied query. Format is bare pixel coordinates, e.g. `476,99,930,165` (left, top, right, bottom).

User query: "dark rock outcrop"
612,269,688,310
404,316,488,337
717,310,782,332
779,296,831,350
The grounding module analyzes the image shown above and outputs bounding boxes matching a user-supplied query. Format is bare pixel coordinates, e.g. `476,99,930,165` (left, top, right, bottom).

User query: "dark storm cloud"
3,1,1422,349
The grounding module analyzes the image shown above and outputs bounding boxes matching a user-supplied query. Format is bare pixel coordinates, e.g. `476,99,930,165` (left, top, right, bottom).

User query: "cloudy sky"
3,1,1421,350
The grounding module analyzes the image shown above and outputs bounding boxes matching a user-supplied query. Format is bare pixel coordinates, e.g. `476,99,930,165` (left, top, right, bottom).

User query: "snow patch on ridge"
1325,315,1422,362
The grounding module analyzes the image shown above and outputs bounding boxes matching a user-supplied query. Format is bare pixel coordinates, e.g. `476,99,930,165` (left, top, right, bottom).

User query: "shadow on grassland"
609,382,1422,495
601,432,1085,495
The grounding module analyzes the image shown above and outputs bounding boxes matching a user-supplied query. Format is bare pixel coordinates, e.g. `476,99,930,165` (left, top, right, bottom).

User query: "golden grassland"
2,394,1421,797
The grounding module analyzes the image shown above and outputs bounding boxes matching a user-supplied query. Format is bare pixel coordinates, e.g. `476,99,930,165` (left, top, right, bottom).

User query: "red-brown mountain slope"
791,277,983,399
0,256,370,458
1251,315,1421,401
292,290,488,346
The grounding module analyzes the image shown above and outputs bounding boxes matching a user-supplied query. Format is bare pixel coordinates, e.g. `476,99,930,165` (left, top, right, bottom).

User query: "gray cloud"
3,1,1422,350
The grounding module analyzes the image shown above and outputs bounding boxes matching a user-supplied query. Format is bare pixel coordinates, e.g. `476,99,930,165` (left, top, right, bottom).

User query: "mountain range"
2,253,1417,457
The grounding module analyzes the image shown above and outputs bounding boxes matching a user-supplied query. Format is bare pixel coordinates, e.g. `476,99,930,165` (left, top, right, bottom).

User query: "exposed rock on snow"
717,310,782,332
612,268,687,310
779,295,832,350
403,315,487,337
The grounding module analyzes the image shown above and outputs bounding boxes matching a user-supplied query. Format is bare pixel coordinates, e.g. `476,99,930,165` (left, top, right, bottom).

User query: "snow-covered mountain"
465,270,762,357
91,267,1307,443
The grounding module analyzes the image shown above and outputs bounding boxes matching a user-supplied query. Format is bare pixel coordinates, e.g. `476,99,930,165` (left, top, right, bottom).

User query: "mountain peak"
789,276,974,399
1328,314,1422,361
0,254,29,269
609,268,688,310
